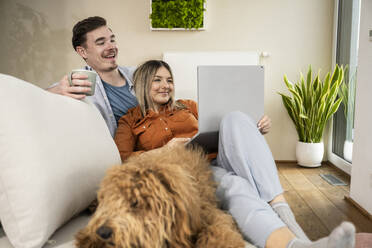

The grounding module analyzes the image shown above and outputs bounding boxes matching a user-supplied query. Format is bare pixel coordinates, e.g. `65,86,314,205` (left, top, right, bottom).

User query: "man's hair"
72,16,107,51
133,60,185,116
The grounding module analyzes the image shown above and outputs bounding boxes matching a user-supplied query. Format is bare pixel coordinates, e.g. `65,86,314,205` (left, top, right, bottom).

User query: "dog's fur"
75,145,246,248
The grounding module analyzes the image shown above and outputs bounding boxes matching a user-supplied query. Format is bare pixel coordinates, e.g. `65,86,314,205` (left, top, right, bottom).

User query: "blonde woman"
114,60,355,248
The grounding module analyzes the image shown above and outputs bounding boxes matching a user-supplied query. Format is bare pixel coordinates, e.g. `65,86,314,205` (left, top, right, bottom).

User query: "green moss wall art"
150,0,206,30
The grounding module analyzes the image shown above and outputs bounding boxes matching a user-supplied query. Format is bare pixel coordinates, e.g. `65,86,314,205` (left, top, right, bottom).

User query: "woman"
114,60,355,248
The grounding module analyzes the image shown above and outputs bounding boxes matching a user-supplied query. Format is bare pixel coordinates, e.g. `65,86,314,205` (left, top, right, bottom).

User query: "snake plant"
278,65,344,143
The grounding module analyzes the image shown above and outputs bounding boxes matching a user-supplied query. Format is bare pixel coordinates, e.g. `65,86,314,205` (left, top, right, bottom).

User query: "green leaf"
330,65,340,86
289,88,302,103
326,98,343,121
284,75,294,91
282,97,297,124
295,84,304,100
321,72,331,97
306,65,312,89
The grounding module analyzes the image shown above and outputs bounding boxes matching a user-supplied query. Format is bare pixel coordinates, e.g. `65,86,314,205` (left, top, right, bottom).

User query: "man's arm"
46,74,92,100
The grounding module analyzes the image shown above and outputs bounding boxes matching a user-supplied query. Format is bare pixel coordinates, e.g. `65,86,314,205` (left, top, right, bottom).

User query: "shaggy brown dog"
75,145,246,248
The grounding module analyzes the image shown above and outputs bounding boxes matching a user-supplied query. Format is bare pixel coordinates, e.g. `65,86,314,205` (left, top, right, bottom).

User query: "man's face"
77,26,118,73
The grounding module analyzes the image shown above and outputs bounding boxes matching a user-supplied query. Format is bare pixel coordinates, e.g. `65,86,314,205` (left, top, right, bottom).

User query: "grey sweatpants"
211,111,286,248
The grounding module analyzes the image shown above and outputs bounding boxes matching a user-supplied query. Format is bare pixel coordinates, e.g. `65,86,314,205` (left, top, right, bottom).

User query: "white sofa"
0,214,90,248
0,74,255,248
0,74,121,248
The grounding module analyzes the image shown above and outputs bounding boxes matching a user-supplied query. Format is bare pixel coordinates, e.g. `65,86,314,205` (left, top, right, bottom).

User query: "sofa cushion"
0,74,121,248
0,212,90,248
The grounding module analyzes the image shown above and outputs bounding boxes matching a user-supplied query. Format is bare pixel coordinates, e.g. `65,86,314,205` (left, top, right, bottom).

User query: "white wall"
350,0,372,215
0,0,334,160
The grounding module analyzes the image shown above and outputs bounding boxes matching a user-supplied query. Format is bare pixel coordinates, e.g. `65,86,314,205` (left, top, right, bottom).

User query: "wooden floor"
277,162,372,240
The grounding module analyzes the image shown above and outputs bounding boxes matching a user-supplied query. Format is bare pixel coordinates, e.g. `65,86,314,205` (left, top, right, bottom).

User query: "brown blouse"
114,99,199,161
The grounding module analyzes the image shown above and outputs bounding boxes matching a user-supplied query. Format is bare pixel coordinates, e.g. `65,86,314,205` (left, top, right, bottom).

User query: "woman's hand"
257,115,271,135
165,137,191,148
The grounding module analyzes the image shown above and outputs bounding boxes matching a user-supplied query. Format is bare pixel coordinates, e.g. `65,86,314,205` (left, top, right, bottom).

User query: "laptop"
186,65,264,153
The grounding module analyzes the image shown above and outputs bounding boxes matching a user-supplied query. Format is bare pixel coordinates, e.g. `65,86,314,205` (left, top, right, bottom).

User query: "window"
328,0,360,174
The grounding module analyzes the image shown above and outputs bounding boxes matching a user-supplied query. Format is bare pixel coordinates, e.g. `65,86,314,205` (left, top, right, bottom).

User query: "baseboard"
274,160,297,164
275,160,350,176
344,196,372,221
275,160,329,165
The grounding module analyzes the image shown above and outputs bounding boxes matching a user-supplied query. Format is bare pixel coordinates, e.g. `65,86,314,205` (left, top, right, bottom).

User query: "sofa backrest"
0,74,121,248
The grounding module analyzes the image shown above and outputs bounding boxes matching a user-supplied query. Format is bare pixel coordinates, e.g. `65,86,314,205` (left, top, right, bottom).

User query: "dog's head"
75,153,202,248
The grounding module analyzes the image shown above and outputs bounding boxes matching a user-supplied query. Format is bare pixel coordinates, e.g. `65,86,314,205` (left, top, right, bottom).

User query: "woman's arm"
114,117,145,162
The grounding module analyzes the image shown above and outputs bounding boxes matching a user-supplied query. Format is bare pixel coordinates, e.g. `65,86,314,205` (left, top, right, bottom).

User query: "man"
47,16,138,137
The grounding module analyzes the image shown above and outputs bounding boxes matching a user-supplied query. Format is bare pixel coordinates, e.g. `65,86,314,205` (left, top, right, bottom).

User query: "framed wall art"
150,0,206,31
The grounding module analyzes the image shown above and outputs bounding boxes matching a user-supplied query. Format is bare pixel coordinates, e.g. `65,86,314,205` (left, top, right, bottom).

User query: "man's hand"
257,115,271,135
47,74,92,100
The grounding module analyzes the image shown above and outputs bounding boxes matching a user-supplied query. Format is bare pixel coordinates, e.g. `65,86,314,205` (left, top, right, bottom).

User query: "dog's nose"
96,226,113,240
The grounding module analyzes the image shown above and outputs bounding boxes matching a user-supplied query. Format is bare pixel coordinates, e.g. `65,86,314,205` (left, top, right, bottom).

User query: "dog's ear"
151,166,203,247
152,169,176,195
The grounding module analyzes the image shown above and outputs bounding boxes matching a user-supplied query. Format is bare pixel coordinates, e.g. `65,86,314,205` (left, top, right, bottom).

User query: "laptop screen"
197,65,265,133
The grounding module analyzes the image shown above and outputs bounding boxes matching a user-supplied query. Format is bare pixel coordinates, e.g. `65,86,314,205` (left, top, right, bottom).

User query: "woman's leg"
271,201,309,241
216,111,308,240
211,165,286,247
267,223,355,248
212,166,356,248
217,111,282,202
286,222,355,248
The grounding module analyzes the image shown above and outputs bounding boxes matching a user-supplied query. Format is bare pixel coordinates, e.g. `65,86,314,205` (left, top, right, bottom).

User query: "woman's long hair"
133,60,185,116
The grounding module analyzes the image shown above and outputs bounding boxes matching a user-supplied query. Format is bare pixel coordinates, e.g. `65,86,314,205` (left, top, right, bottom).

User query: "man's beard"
105,63,118,72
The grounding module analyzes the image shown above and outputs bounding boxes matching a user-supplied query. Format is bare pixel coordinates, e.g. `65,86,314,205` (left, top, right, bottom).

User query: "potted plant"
338,66,357,162
278,65,344,167
150,0,206,30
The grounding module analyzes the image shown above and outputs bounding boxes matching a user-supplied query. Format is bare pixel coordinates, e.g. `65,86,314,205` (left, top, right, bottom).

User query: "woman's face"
150,66,174,107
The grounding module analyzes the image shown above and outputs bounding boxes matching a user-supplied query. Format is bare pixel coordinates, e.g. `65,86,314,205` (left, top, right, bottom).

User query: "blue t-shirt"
102,80,138,123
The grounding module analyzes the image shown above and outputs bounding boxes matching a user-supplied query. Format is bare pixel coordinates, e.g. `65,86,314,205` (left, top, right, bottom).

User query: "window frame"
327,0,360,175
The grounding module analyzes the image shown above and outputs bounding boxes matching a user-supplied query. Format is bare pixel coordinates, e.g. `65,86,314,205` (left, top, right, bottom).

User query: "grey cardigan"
49,65,136,137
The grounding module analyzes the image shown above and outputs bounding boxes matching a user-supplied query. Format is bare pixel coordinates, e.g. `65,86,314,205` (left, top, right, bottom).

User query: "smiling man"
47,16,138,137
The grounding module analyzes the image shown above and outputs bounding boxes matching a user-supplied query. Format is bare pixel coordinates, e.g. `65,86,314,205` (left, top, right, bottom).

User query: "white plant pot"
296,141,324,167
343,140,353,163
